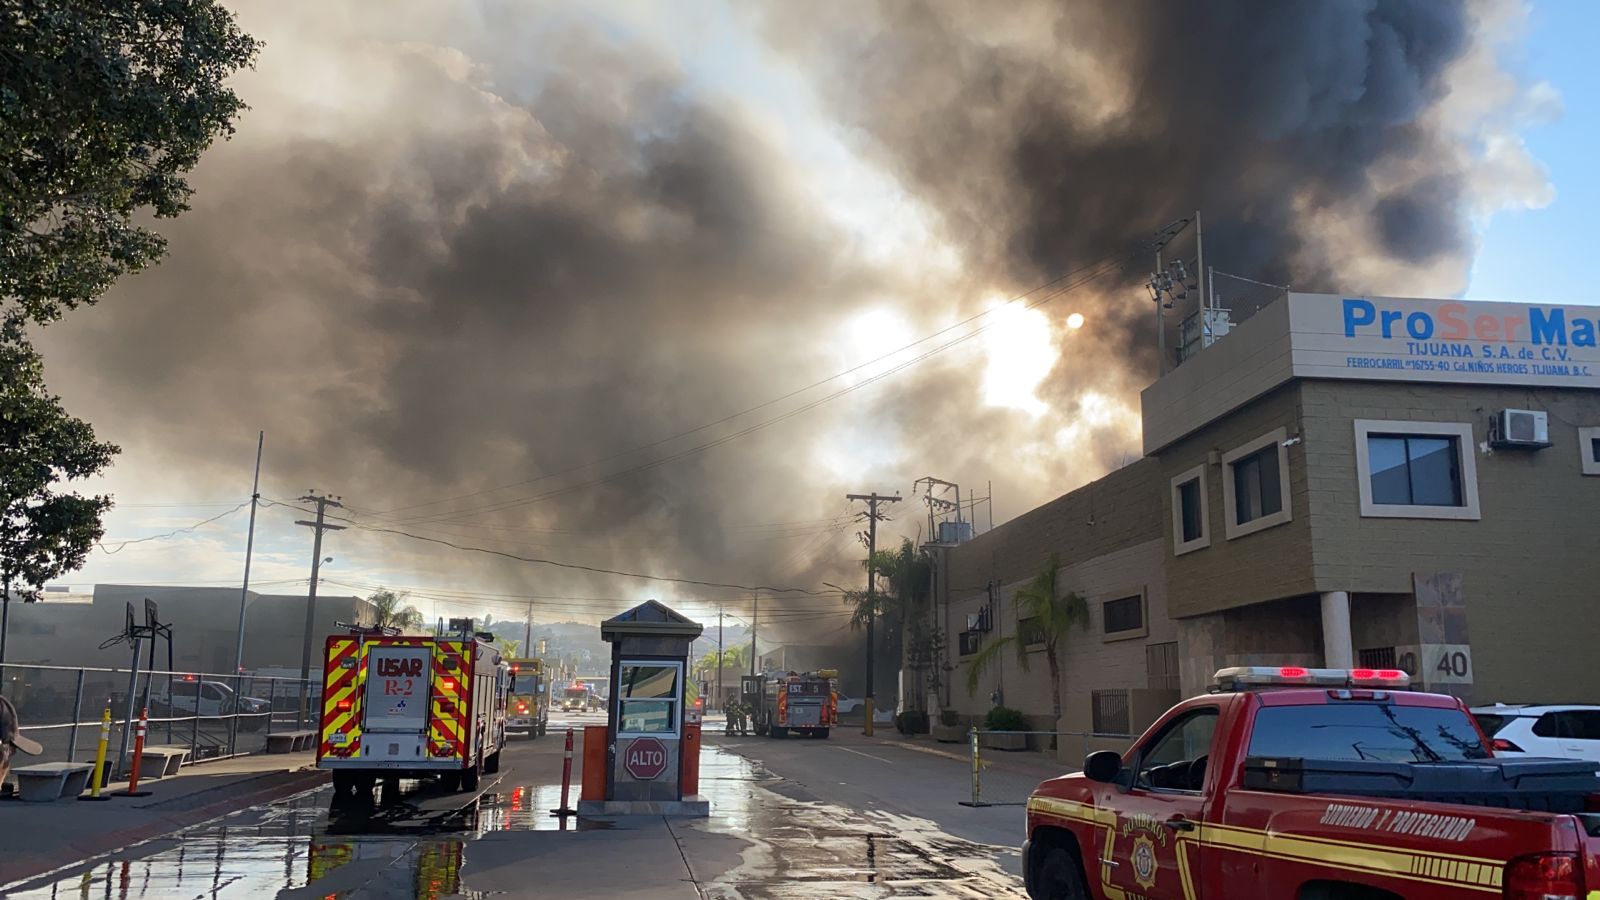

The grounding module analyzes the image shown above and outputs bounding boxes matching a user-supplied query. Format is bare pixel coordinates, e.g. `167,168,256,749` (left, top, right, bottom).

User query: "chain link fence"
3,663,314,779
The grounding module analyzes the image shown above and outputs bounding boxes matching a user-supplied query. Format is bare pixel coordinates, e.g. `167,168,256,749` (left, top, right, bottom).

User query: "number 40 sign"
1430,644,1473,684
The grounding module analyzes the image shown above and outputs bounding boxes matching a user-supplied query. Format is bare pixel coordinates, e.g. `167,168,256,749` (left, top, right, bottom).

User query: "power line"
306,512,842,596
95,501,250,554
361,250,1134,524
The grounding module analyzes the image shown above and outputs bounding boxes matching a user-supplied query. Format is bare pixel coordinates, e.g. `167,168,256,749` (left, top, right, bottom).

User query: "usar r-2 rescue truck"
317,620,509,801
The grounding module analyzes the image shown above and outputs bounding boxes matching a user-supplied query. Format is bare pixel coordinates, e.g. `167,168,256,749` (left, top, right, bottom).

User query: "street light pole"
231,431,264,675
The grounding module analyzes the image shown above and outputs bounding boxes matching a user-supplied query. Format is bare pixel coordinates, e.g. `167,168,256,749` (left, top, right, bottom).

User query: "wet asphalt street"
0,712,1030,899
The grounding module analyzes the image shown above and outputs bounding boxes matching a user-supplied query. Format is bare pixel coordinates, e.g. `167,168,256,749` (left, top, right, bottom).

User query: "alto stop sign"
623,737,669,780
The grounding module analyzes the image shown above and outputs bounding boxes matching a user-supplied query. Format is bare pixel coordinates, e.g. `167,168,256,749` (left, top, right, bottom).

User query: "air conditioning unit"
1491,409,1551,449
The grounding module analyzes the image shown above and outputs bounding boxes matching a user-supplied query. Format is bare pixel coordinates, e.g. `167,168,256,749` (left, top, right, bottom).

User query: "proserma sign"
1287,293,1600,389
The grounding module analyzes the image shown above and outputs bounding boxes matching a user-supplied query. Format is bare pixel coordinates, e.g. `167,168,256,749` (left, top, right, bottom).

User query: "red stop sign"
623,737,669,781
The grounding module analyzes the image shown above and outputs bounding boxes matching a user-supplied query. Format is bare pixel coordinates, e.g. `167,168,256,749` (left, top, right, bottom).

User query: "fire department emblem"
1131,834,1157,890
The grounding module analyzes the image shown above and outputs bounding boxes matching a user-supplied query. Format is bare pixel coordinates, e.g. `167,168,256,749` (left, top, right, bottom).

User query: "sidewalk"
0,751,327,885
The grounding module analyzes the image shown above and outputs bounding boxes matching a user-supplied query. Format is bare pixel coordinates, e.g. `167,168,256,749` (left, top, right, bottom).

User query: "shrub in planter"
896,711,929,734
983,706,1027,732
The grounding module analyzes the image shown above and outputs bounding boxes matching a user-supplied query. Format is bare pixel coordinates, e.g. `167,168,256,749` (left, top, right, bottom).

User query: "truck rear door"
1099,703,1220,899
362,644,431,762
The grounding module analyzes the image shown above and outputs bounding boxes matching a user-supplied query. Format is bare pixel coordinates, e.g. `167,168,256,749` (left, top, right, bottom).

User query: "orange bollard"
580,725,608,801
681,723,701,797
120,707,153,797
549,727,577,817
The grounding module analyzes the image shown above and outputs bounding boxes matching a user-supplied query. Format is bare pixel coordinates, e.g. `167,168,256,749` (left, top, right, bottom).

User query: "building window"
1018,616,1046,648
1169,464,1209,555
1221,427,1293,539
958,631,981,656
1092,689,1131,735
1353,420,1480,520
1147,642,1179,692
1103,595,1145,639
1581,427,1600,476
1368,433,1463,506
1357,646,1397,670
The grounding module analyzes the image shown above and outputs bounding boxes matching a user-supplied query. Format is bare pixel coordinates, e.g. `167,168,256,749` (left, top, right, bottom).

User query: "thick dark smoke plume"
34,1,1543,639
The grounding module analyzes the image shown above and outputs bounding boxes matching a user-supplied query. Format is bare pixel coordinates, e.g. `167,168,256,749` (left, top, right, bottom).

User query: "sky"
1465,0,1600,306
29,0,1595,636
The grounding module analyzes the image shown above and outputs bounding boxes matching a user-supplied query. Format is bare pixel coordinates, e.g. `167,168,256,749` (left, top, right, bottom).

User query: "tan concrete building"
927,291,1600,744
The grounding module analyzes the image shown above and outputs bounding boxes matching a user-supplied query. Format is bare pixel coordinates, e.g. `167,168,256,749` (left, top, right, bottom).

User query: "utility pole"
231,431,264,675
295,492,344,726
523,600,533,659
749,593,757,676
847,491,900,737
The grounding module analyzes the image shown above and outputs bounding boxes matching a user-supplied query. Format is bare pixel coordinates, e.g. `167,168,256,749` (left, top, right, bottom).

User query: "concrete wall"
1298,380,1600,703
1174,596,1325,697
945,534,1177,737
4,585,369,673
1142,295,1294,454
1158,382,1318,618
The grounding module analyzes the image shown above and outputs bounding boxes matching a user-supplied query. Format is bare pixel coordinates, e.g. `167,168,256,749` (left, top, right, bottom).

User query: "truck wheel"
536,722,547,738
461,763,480,791
484,750,501,774
772,726,788,738
1033,844,1090,900
439,771,461,791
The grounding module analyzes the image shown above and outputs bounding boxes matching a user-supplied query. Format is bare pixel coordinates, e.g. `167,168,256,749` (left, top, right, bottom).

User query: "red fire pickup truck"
1024,667,1600,900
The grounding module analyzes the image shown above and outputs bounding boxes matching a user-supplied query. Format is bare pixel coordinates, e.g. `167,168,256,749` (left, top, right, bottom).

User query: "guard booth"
577,599,708,816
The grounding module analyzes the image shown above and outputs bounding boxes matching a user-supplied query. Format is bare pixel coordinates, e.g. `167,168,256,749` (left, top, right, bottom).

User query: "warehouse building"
926,291,1600,748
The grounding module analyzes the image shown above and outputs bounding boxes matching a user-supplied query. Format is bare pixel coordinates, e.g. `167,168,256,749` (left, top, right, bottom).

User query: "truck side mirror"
1083,750,1124,784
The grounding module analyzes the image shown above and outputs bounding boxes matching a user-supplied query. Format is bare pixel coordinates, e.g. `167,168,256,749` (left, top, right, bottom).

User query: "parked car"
160,679,272,730
835,693,864,715
1472,703,1600,760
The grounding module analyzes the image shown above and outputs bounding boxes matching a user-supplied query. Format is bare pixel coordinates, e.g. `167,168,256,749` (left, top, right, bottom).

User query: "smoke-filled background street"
31,0,1558,636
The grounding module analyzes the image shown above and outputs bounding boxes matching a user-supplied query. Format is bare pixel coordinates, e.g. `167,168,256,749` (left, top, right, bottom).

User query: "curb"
0,768,329,888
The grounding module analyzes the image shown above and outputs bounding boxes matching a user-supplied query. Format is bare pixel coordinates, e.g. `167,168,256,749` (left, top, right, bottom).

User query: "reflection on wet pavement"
3,746,1024,899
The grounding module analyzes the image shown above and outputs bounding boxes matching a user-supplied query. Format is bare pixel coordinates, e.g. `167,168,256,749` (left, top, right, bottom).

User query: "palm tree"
964,554,1087,725
844,538,932,710
367,588,425,633
498,637,521,658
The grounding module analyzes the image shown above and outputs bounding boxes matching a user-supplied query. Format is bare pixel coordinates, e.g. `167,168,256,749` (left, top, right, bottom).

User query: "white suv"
1471,704,1600,761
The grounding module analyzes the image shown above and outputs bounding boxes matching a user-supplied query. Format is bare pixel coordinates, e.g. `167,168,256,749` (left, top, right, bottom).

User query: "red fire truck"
747,669,838,739
316,623,509,801
1024,666,1600,899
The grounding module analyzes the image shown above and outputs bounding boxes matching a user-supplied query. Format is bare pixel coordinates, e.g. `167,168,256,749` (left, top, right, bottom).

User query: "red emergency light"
336,698,352,712
510,664,519,674
1278,667,1310,678
439,677,459,693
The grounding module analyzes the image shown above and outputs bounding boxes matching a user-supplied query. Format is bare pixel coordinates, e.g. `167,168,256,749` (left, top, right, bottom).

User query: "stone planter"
930,723,967,743
982,731,1028,752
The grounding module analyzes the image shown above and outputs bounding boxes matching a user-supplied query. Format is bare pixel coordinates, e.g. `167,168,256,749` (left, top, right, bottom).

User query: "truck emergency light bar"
1213,666,1411,692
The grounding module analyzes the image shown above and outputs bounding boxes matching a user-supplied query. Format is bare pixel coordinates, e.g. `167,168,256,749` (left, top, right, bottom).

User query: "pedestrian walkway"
0,750,325,885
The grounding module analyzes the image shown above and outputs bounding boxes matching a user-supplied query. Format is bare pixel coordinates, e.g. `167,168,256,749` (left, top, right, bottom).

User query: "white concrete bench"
11,762,93,802
265,730,316,753
136,746,190,777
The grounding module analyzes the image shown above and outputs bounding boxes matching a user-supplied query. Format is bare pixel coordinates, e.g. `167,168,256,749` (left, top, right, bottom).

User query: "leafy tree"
498,637,521,658
0,337,116,664
964,554,1088,725
366,588,425,633
0,1,260,329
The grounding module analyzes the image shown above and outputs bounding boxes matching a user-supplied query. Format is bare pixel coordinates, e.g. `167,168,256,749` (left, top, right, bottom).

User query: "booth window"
1581,426,1600,476
616,662,681,736
1221,427,1292,539
1353,420,1480,520
1169,464,1209,555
